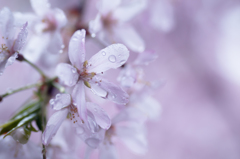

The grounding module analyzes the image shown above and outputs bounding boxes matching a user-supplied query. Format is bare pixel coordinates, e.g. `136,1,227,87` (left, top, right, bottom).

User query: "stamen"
84,81,91,88
83,60,88,67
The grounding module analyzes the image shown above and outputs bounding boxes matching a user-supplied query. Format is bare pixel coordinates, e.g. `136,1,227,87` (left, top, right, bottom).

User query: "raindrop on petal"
108,55,116,63
71,67,77,73
7,88,13,94
49,99,55,105
91,33,96,38
56,94,61,99
102,51,106,56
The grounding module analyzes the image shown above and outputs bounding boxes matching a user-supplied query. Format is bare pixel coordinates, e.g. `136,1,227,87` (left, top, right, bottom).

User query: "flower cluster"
0,0,161,159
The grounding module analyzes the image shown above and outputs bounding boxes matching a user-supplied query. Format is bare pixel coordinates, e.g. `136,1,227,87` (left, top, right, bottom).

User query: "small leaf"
36,115,43,131
11,101,41,120
3,113,37,139
0,102,41,135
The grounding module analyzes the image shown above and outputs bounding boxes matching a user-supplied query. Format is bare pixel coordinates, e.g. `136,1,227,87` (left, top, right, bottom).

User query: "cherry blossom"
42,93,111,146
0,8,28,75
23,0,67,75
56,29,129,122
118,50,158,88
89,0,146,53
85,108,148,158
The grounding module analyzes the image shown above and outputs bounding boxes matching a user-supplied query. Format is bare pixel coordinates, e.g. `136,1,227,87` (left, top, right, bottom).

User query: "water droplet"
56,94,61,99
49,99,55,105
102,51,106,56
90,86,107,98
71,67,77,73
73,102,77,106
76,127,84,134
59,50,63,54
108,55,116,63
61,45,65,49
7,88,13,94
0,72,3,76
91,33,96,38
112,95,116,99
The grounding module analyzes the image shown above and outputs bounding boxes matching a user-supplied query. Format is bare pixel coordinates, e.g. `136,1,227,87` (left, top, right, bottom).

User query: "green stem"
23,57,46,78
0,83,42,99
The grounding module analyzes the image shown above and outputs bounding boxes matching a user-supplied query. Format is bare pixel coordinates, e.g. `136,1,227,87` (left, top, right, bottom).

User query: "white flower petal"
13,12,37,28
133,50,158,65
87,44,129,74
117,64,137,88
90,77,129,104
85,138,101,149
0,59,8,75
75,125,105,149
68,30,86,70
134,96,161,120
42,108,68,146
13,22,28,52
0,7,14,48
112,107,147,124
114,25,145,53
86,111,101,133
30,0,50,16
52,8,67,29
56,63,79,87
99,142,118,159
97,0,121,15
23,34,50,62
112,0,147,22
116,123,147,154
90,82,108,98
50,93,71,110
87,102,111,130
46,32,63,54
5,52,18,67
89,14,103,37
72,81,87,122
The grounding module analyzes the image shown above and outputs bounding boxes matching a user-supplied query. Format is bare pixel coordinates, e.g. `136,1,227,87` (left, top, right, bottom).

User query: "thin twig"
23,57,46,78
0,83,42,100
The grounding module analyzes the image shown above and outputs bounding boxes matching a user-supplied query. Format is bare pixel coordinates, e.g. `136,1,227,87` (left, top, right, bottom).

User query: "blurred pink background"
1,0,240,158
